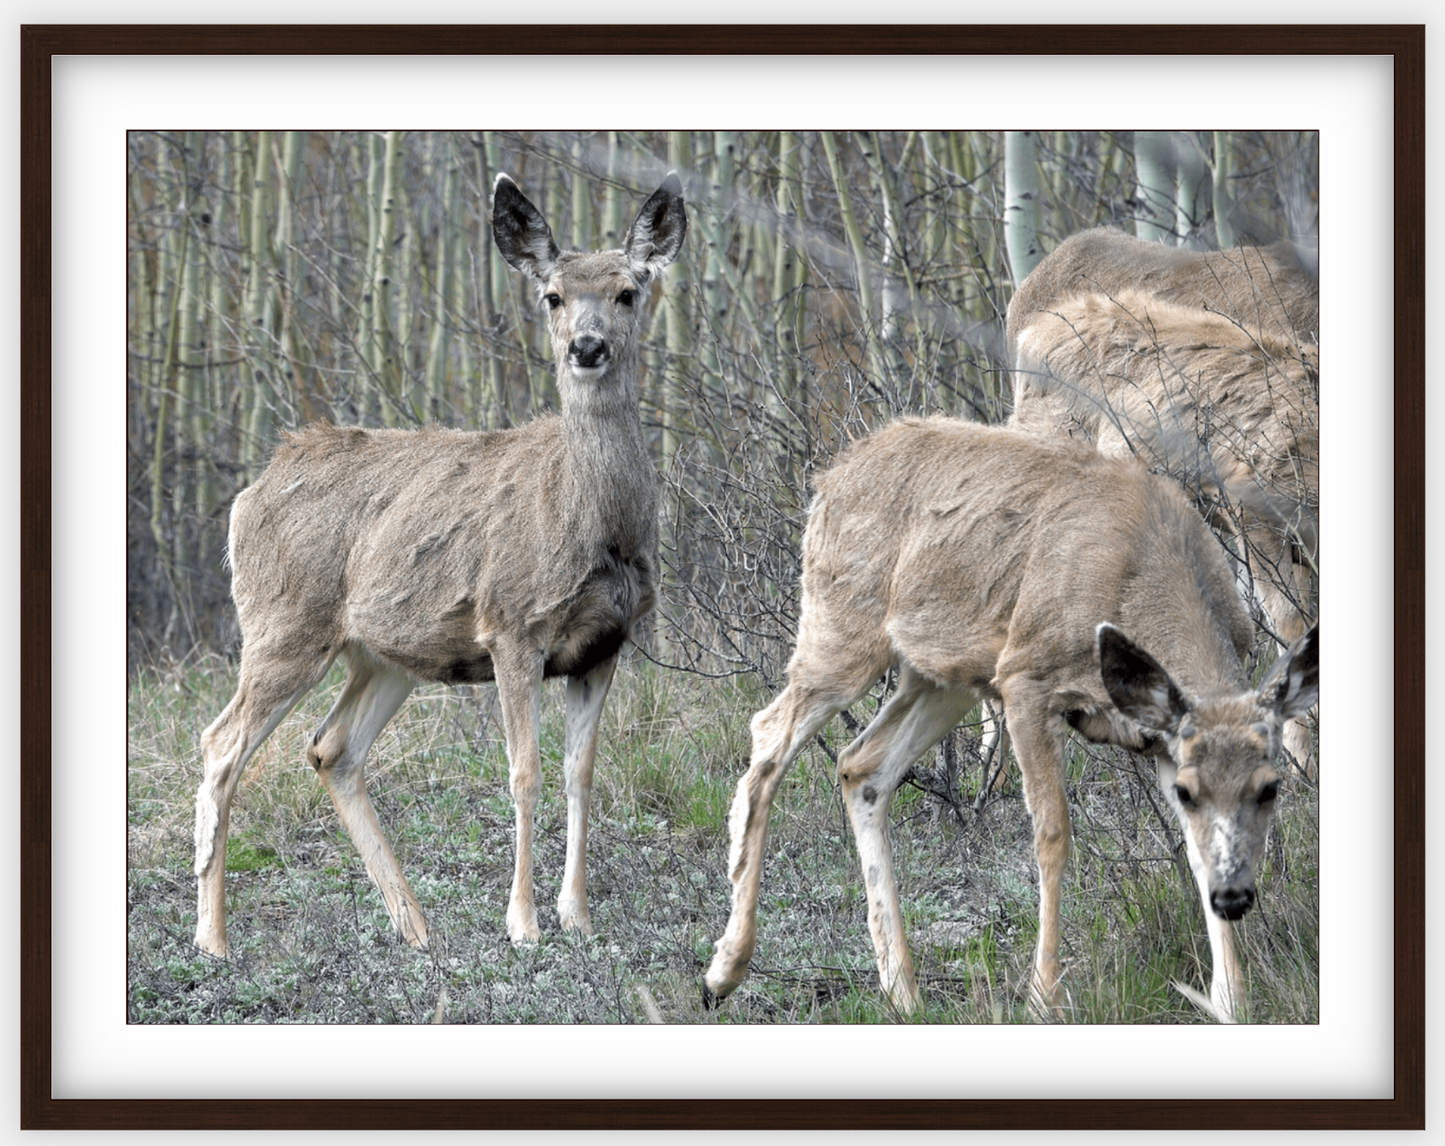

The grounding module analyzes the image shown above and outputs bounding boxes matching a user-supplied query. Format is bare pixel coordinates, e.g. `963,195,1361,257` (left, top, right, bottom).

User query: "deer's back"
227,420,657,682
1006,227,1319,348
801,417,1251,703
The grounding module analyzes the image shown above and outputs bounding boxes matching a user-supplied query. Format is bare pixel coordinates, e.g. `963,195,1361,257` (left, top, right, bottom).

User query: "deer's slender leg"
999,684,1072,1019
194,650,331,957
556,654,619,934
492,642,547,943
837,666,974,1013
705,654,884,1002
306,655,424,947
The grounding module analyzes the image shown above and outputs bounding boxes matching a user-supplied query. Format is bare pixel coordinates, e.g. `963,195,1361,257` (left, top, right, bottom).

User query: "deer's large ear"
1257,625,1318,721
1097,623,1191,737
624,172,687,281
491,174,560,282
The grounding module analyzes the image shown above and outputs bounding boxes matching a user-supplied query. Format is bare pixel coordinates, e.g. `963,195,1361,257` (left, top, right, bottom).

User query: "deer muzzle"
569,333,609,372
1209,885,1255,921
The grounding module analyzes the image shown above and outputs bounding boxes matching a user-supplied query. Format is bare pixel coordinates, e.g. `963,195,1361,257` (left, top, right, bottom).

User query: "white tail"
1007,230,1319,770
193,173,687,957
703,418,1318,1022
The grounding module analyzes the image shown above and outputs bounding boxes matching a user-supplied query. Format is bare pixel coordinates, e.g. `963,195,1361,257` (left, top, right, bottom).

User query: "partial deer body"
1004,226,1318,349
194,173,686,957
703,418,1318,1022
1007,231,1319,769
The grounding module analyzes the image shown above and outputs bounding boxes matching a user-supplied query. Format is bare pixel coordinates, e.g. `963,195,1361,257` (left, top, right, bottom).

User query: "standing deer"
193,172,687,957
1009,284,1318,769
703,418,1318,1022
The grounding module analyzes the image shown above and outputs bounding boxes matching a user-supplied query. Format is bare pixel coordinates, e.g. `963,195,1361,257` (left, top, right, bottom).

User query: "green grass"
127,654,1318,1025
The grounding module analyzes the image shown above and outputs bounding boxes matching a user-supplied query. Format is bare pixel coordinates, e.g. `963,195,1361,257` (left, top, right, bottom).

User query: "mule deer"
193,173,687,957
1009,287,1318,768
703,418,1318,1022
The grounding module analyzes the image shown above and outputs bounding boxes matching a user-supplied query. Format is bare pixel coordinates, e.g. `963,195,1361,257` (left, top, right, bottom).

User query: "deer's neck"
1123,586,1251,705
555,365,656,554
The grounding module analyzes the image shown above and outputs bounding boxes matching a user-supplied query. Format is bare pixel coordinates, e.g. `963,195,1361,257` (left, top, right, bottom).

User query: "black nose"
1210,887,1255,921
569,334,607,369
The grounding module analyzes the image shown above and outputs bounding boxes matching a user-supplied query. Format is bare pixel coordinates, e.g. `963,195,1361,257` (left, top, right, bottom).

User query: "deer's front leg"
1002,690,1072,1020
493,642,546,943
557,655,619,934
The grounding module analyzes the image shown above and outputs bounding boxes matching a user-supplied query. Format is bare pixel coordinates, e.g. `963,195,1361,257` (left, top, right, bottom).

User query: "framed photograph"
22,22,1423,1131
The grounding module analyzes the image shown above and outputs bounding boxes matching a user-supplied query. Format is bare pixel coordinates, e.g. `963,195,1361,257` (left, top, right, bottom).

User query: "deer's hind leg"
556,654,620,934
704,641,889,1004
194,646,333,957
837,665,975,1013
306,650,424,948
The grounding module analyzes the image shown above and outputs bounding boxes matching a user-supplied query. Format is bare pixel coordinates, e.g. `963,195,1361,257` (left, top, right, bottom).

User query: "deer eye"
544,293,562,310
617,289,636,307
1258,781,1279,805
1173,784,1195,807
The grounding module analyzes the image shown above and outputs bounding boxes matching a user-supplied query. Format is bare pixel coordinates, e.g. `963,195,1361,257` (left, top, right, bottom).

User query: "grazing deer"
193,173,687,957
703,418,1318,1023
1009,287,1318,768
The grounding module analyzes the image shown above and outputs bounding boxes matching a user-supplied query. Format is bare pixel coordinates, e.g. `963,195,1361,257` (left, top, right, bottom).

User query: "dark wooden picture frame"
21,24,1424,1130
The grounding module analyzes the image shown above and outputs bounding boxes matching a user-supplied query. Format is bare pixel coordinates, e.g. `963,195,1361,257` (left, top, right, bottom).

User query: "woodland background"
126,129,1318,681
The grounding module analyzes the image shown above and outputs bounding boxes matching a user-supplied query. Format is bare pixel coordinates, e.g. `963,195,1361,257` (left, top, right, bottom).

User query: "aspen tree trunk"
214,131,249,461
150,151,188,593
571,134,591,250
1004,130,1043,285
369,130,405,424
485,133,523,425
701,131,735,384
867,132,919,404
1133,130,1175,243
275,130,307,420
1174,131,1209,246
469,133,503,426
357,134,382,420
944,131,977,320
1095,132,1129,226
1212,131,1237,249
920,131,949,310
127,171,157,430
821,131,885,385
197,133,229,522
396,158,419,417
771,129,804,401
425,133,460,420
662,131,695,472
241,130,274,474
601,132,623,247
172,131,208,616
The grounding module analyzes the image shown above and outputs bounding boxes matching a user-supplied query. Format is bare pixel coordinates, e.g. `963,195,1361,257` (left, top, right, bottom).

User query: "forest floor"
127,653,1319,1026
